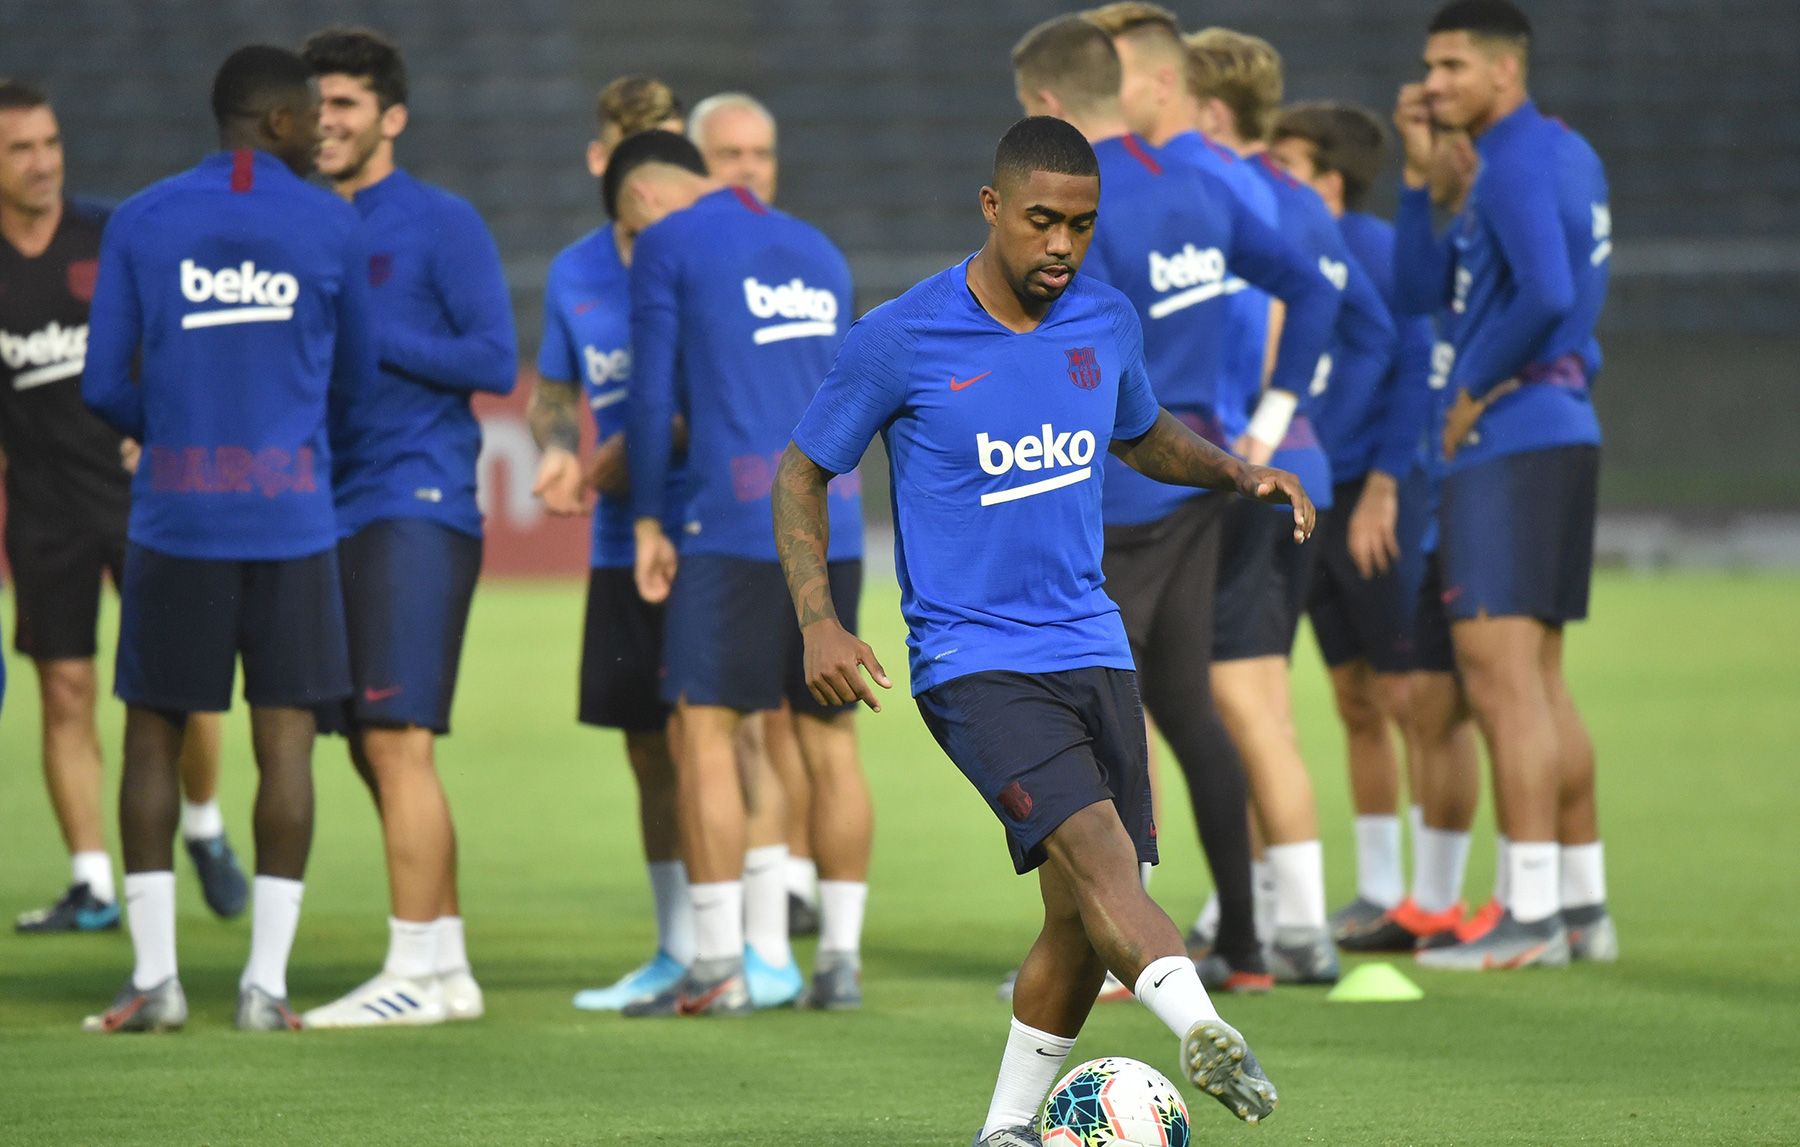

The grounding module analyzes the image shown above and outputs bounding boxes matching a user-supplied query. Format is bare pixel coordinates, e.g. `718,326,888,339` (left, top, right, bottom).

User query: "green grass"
2,571,1798,1145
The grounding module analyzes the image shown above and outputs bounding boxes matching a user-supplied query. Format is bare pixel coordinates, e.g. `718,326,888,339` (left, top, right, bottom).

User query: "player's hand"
1395,83,1435,187
802,618,891,712
1441,379,1518,461
1232,433,1276,468
585,431,629,495
1238,464,1316,543
1347,470,1400,578
119,438,142,474
633,520,678,604
1429,130,1477,210
532,448,590,516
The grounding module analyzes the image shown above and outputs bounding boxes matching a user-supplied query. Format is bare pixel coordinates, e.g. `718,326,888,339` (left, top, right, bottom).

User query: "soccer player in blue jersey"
1393,0,1616,970
1269,103,1486,950
604,130,873,1015
79,45,372,1033
295,28,517,1027
1019,11,1339,999
776,116,1311,1139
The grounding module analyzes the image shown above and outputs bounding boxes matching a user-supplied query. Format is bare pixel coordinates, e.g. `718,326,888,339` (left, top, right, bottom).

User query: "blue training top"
1328,211,1435,484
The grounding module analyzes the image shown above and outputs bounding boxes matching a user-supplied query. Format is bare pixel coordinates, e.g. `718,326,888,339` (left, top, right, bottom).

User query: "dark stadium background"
7,0,1796,567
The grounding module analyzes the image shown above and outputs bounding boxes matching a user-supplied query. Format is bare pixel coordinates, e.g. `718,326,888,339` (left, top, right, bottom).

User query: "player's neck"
0,197,61,258
966,246,1049,333
1062,106,1133,147
1468,88,1528,138
331,146,397,200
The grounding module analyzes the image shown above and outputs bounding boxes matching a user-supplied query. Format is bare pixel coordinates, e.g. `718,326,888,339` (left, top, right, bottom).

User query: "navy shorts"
1213,498,1324,662
916,667,1157,876
316,519,481,736
661,553,862,715
1308,469,1431,674
7,507,125,661
1440,446,1599,625
115,543,351,712
1411,552,1458,675
580,565,670,733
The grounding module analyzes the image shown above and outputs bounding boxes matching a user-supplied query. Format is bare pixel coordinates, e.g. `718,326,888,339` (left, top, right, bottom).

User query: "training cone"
1326,961,1424,1003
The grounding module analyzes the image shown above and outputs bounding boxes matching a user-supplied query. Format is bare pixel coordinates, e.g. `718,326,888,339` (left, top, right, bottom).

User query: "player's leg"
1544,628,1615,960
174,711,248,918
1325,658,1406,935
18,656,118,932
763,703,822,934
738,712,804,1007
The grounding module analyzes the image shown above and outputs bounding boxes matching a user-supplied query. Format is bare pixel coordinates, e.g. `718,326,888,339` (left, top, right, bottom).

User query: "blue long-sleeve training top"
626,186,861,562
1392,100,1609,471
82,148,374,561
1329,211,1434,485
1085,133,1339,527
330,167,516,539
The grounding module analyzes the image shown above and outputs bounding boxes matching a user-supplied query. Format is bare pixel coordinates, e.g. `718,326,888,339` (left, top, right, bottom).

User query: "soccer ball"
1039,1056,1191,1146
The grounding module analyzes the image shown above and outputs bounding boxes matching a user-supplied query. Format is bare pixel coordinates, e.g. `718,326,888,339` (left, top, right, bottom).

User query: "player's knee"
36,658,98,722
1330,670,1385,736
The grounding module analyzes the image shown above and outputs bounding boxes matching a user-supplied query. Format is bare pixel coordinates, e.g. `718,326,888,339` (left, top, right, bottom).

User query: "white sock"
1409,803,1424,845
1413,828,1473,914
1135,954,1220,1037
72,851,115,905
180,799,224,841
1252,860,1277,940
1353,815,1404,908
435,916,470,976
982,1017,1077,1138
1139,861,1153,891
124,871,177,990
689,880,744,964
647,860,695,965
1266,840,1327,930
785,856,819,907
1192,890,1220,938
1559,842,1606,910
1492,835,1512,907
818,880,868,957
1507,841,1559,924
240,876,304,999
383,917,437,981
743,845,793,968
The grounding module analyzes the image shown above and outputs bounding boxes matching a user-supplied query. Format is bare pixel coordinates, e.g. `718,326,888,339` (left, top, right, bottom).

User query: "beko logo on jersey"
584,345,631,411
1318,256,1349,291
742,277,838,345
1,321,87,390
179,259,299,330
1146,244,1243,319
975,424,1097,507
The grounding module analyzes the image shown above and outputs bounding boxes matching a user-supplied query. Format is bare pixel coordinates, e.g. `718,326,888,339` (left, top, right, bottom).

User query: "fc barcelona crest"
1065,345,1100,390
66,259,98,302
369,252,395,287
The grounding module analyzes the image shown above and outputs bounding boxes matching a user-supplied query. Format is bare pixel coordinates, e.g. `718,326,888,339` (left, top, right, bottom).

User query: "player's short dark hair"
1271,102,1386,212
1084,2,1183,45
598,76,683,136
1429,0,1532,57
0,79,50,113
992,115,1100,192
210,45,314,128
1011,16,1121,117
300,26,409,110
600,129,708,219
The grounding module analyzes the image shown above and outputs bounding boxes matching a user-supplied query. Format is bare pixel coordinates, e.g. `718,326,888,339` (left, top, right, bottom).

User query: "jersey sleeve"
1220,190,1339,406
1372,312,1436,478
792,307,912,475
79,207,146,440
378,197,518,395
536,259,579,383
1107,300,1160,441
1392,186,1453,317
329,221,379,446
625,222,684,524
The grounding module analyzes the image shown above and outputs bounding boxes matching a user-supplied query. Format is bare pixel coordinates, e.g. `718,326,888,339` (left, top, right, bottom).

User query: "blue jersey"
82,149,374,561
626,187,861,562
1329,212,1435,483
793,259,1161,695
331,168,516,539
1085,134,1338,527
1394,100,1609,471
539,223,686,569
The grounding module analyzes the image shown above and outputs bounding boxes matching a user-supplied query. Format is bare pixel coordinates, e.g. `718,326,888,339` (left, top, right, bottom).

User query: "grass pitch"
1,571,1797,1145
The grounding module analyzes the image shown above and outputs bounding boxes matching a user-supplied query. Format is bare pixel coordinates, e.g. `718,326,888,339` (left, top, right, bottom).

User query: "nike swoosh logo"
949,370,992,392
1152,970,1178,989
677,978,738,1015
1034,1047,1062,1058
573,300,599,315
1483,942,1549,971
1441,585,1465,603
363,685,403,703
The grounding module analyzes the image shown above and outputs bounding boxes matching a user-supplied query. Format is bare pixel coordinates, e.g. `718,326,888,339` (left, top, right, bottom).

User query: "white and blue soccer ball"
1039,1056,1191,1147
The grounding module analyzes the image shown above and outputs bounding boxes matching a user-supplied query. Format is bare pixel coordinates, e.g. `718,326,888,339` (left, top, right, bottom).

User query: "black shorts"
115,543,351,712
661,554,862,715
1440,446,1600,625
316,519,481,737
6,508,125,660
1411,552,1458,675
1307,470,1431,674
1104,492,1228,671
917,667,1156,876
1213,498,1324,663
580,565,670,733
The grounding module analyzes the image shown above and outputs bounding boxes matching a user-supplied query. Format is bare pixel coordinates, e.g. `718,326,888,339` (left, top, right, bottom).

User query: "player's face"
0,106,64,215
269,84,323,178
591,114,684,178
1422,31,1511,132
696,106,777,203
315,73,401,181
982,169,1099,305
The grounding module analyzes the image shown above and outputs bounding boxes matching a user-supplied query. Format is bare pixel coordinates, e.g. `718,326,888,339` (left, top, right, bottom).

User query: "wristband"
1245,388,1298,450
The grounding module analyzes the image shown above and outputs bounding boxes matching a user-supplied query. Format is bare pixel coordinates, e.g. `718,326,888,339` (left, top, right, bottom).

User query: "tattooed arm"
773,442,891,710
526,375,587,516
1110,408,1318,542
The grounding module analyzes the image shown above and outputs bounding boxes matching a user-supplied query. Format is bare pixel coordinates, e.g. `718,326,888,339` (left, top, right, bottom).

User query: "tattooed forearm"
1110,409,1246,491
772,442,838,629
527,378,582,454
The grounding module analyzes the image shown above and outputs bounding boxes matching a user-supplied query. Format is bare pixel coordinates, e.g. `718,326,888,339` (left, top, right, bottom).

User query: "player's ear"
586,139,607,179
979,184,1001,227
381,102,408,142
